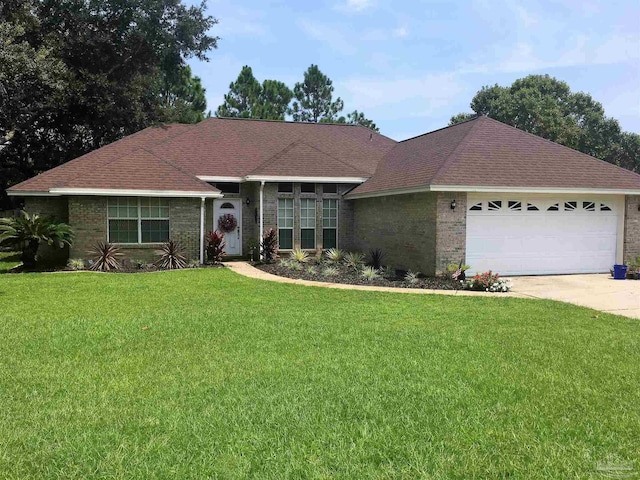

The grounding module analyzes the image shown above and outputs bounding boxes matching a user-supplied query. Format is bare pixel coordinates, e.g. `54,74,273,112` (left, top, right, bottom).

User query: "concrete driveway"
511,274,640,319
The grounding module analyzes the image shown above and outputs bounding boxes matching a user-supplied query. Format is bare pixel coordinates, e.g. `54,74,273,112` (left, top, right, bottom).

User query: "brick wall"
624,194,640,262
434,192,467,273
351,192,438,274
169,198,201,261
68,196,107,260
23,196,70,263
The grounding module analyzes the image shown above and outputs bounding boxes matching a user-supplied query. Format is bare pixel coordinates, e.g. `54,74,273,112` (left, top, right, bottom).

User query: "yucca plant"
404,270,420,285
324,248,344,264
344,251,365,271
368,248,384,269
289,261,302,271
0,211,73,268
306,265,318,275
290,248,309,263
67,258,85,271
89,242,123,271
155,240,187,270
279,258,291,268
361,266,380,282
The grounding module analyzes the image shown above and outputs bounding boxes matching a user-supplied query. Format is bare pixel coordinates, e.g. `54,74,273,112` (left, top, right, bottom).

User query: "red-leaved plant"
260,228,278,262
205,230,226,264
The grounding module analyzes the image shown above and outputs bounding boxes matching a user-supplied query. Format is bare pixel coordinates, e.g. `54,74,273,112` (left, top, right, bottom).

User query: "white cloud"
335,0,374,13
297,20,357,55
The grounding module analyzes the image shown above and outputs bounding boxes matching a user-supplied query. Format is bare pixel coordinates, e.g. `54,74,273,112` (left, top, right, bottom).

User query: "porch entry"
214,199,242,256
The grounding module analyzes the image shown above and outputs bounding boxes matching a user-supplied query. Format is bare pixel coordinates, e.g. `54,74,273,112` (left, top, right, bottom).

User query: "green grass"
1,268,638,479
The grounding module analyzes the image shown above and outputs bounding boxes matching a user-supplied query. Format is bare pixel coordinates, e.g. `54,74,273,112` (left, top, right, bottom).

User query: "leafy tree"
216,66,262,118
216,67,292,120
291,64,344,122
0,211,74,268
0,0,219,208
159,66,208,124
336,110,379,131
450,75,639,172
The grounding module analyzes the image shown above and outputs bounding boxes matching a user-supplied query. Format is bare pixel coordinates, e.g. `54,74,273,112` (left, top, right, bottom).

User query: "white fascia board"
197,176,245,183
7,190,60,197
244,175,369,183
49,188,223,198
430,185,640,195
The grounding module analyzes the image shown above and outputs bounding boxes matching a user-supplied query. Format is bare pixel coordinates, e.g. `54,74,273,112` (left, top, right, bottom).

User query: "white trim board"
49,188,222,198
244,175,369,183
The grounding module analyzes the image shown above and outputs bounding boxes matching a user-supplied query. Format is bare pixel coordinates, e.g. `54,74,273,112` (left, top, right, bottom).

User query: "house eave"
47,188,223,198
244,175,369,183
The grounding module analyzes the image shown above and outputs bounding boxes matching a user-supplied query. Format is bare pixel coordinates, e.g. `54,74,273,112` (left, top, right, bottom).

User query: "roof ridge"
480,116,640,179
398,115,481,143
430,118,484,184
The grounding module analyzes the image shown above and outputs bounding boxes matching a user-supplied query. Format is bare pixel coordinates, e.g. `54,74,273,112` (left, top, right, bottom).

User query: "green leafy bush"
361,266,379,282
67,258,85,271
404,271,420,284
322,266,339,277
290,248,309,263
344,251,365,271
0,211,73,268
324,248,344,264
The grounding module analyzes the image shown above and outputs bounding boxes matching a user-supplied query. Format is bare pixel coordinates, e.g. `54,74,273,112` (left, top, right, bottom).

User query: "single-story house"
8,115,640,275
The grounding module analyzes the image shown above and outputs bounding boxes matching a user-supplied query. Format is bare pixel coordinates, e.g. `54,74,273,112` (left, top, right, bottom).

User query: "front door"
214,199,242,256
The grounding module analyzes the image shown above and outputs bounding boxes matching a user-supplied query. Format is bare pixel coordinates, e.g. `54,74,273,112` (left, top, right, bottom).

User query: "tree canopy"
450,75,639,172
0,0,218,208
216,64,378,130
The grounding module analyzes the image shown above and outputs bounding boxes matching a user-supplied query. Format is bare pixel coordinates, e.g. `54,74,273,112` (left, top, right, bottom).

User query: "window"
527,203,539,211
323,183,338,194
300,199,316,249
508,201,521,211
583,201,595,211
564,201,577,211
278,198,294,249
488,200,502,211
214,182,240,194
108,197,169,244
469,202,482,211
300,183,315,193
322,199,338,249
601,203,612,211
547,203,559,211
278,182,293,193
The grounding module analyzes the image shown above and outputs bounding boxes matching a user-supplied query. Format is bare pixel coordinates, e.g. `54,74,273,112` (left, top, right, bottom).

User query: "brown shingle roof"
348,116,640,197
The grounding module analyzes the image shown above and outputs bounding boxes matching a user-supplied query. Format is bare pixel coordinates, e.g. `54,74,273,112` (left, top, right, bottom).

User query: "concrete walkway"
226,262,640,318
511,274,640,319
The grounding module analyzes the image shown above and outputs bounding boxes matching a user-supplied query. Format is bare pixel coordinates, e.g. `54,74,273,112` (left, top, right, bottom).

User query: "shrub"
188,259,200,268
290,248,309,263
89,242,123,271
322,266,339,277
368,248,384,269
289,261,302,271
155,240,187,270
279,258,291,268
306,265,318,275
67,258,85,271
261,228,278,261
344,251,365,271
446,261,471,280
404,271,420,284
324,248,344,264
130,259,146,270
463,271,511,292
205,231,226,264
361,266,380,282
0,210,74,268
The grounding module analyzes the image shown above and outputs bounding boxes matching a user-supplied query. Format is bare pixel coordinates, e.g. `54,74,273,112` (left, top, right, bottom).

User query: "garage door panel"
465,195,620,275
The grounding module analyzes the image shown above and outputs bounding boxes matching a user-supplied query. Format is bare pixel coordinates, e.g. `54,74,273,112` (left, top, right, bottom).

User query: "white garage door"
465,194,622,276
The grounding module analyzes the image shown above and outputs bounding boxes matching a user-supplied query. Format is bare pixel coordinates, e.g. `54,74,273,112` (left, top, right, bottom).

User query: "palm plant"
89,242,123,271
155,240,187,270
0,211,73,268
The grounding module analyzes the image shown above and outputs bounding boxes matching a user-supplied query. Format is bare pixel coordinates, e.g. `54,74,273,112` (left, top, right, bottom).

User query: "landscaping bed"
255,260,463,290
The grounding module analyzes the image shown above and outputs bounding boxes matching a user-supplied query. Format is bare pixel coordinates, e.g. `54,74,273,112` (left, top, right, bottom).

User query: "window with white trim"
278,198,294,250
300,199,316,249
108,197,169,243
322,199,338,249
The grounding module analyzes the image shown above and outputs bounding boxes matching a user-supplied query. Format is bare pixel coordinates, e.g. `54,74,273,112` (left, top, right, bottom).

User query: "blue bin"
613,264,628,280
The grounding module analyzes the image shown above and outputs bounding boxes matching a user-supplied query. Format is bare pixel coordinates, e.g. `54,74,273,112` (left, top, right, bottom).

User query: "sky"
185,0,640,141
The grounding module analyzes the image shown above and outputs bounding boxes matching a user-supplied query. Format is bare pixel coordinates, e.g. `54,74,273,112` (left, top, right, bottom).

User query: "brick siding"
624,194,640,262
434,192,467,273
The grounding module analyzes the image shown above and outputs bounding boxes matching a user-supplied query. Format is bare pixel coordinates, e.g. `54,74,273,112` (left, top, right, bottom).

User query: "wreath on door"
217,213,237,233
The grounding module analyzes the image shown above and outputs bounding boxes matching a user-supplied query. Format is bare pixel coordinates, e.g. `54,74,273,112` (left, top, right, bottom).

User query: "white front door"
465,194,623,276
214,199,242,256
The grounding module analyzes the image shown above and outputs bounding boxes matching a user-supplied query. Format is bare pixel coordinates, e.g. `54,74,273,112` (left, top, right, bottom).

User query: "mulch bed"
255,262,463,290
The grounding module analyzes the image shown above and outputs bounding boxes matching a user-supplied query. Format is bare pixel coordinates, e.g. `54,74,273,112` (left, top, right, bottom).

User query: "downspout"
259,181,265,260
200,197,205,264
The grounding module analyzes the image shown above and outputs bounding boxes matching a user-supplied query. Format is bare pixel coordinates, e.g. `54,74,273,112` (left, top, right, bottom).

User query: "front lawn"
0,251,21,272
0,269,638,478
